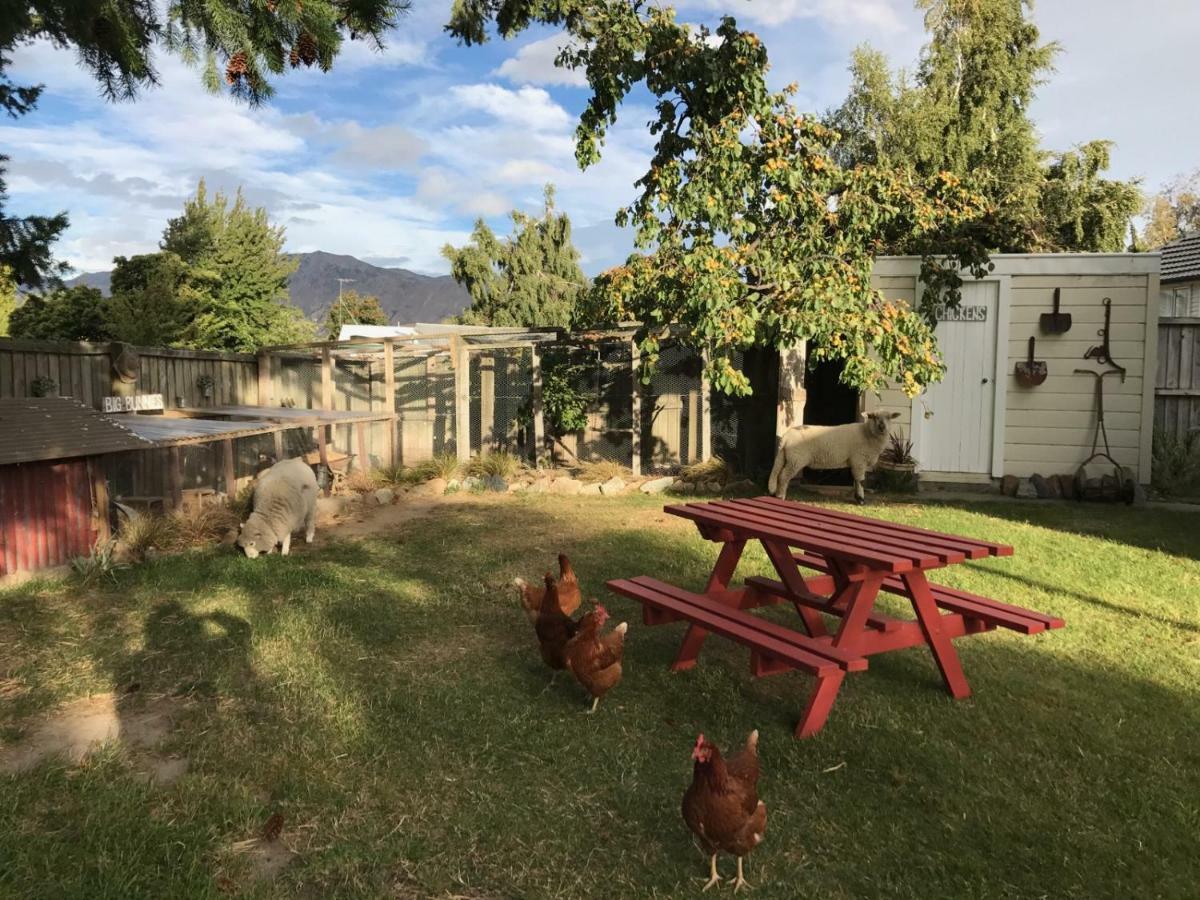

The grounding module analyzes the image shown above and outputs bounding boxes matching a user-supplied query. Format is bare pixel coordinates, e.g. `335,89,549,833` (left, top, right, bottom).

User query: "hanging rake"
1073,368,1135,504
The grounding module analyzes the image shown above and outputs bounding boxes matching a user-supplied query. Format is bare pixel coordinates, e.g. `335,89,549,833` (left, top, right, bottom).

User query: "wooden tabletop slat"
666,503,917,572
753,496,1013,557
726,498,968,566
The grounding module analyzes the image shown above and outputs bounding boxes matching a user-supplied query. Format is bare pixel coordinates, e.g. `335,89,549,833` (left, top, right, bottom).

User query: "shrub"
342,467,383,494
70,539,127,586
117,502,240,562
1151,428,1200,496
410,453,461,482
879,431,916,466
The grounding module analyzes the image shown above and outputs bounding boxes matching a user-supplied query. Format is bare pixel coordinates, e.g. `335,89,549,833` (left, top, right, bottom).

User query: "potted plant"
195,373,215,400
872,430,919,492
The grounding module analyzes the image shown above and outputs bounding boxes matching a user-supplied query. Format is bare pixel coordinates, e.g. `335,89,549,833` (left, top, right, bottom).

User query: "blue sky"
3,0,1197,278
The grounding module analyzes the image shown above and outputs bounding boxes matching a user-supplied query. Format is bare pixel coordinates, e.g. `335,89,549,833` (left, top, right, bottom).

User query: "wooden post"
699,351,712,462
257,350,271,406
452,336,471,463
480,354,496,452
630,340,642,477
776,344,807,438
383,339,396,467
88,459,111,544
222,438,236,496
273,429,284,462
321,347,333,411
531,346,546,468
168,445,183,510
356,421,369,471
316,426,330,496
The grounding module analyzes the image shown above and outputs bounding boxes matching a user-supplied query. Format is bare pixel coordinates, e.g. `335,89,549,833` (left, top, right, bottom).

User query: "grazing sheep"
237,457,318,558
768,411,901,504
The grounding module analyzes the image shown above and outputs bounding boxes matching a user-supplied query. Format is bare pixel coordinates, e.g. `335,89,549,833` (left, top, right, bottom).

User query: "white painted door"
917,280,999,475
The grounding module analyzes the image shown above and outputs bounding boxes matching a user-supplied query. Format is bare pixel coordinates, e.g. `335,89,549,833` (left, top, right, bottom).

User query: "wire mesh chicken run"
258,327,715,475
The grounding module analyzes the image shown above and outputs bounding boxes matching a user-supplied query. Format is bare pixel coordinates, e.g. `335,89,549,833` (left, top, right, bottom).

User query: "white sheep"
767,411,901,504
237,457,318,558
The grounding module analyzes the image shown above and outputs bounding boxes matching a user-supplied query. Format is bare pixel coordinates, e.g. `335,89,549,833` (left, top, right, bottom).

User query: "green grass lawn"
1,492,1198,899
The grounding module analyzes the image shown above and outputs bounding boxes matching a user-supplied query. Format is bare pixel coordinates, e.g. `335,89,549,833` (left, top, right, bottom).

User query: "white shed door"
918,280,999,475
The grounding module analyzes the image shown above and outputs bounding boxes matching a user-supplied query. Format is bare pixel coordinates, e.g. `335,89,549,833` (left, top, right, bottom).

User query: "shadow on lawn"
925,496,1200,560
4,498,1199,897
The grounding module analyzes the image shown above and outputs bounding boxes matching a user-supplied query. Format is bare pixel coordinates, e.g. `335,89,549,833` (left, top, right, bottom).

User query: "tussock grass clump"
463,451,524,480
342,468,383,494
410,452,461,482
117,502,239,562
679,455,735,485
575,459,631,483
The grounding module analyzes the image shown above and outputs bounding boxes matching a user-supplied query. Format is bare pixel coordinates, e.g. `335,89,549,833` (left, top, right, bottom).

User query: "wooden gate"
1154,320,1200,439
0,459,97,575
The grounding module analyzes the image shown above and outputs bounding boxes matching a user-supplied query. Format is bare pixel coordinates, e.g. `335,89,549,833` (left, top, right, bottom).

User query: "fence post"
383,338,396,467
630,339,642,477
321,347,333,411
452,336,471,463
222,438,237,495
776,344,806,438
257,350,271,406
699,350,712,462
531,346,546,468
480,353,496,453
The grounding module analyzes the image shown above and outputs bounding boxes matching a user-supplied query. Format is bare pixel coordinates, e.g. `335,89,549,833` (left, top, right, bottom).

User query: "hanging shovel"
1015,336,1047,387
1039,287,1072,334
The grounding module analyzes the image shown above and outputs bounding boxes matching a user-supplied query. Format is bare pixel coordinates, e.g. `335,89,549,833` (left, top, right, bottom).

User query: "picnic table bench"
607,496,1064,738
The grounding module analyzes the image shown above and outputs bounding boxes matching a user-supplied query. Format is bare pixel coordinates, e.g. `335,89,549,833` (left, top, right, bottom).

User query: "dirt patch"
312,492,495,545
0,692,185,781
230,838,296,882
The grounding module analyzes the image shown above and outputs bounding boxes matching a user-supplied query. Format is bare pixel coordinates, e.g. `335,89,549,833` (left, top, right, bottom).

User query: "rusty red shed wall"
0,460,96,575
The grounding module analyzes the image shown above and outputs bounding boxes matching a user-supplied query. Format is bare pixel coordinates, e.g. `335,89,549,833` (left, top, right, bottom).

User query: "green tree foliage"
828,0,1140,257
163,182,313,352
0,1,409,287
1142,170,1200,249
9,285,109,341
0,264,15,335
324,289,389,339
448,5,982,396
444,186,586,328
106,251,208,346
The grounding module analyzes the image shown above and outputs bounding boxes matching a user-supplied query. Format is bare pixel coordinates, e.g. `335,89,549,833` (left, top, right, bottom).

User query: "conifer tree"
324,289,389,339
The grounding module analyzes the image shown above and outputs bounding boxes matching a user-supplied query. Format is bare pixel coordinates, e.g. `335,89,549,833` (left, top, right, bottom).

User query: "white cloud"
678,0,907,30
448,84,573,132
495,33,587,87
332,123,427,170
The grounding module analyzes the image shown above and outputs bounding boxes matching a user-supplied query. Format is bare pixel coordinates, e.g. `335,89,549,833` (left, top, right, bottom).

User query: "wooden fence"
1154,320,1200,440
0,339,260,409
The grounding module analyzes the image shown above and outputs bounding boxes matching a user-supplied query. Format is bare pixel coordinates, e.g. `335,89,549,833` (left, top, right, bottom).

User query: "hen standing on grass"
534,573,580,676
516,553,581,622
682,730,767,892
563,603,627,713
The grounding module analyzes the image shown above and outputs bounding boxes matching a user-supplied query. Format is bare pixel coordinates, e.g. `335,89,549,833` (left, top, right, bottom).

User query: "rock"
669,480,696,495
639,476,675,494
1000,474,1020,497
1016,478,1039,499
702,480,723,494
485,475,508,492
1029,474,1059,500
316,496,345,517
372,488,395,506
549,477,583,495
528,478,550,494
1052,474,1074,500
463,476,486,492
724,478,758,495
581,483,603,495
600,476,627,496
1131,480,1147,505
412,477,448,497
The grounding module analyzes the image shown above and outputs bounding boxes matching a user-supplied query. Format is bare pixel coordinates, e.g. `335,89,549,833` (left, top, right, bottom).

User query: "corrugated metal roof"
0,397,153,465
1162,233,1200,284
119,415,281,445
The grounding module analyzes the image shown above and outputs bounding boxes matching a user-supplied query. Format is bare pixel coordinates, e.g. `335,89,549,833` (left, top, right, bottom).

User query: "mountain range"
66,251,473,326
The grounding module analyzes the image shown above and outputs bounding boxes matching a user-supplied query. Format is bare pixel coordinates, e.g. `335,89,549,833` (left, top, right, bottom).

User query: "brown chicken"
563,603,627,713
681,730,767,892
516,553,581,622
534,573,580,674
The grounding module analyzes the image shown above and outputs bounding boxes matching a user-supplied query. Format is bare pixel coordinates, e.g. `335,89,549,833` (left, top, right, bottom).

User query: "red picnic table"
607,497,1064,738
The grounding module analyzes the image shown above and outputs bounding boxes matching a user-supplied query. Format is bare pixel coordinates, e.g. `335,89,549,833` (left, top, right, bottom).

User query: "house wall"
865,254,1160,484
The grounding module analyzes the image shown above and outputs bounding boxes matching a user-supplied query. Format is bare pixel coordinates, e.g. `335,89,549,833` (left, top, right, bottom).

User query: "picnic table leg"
796,672,844,739
671,539,746,672
902,570,972,700
760,540,828,638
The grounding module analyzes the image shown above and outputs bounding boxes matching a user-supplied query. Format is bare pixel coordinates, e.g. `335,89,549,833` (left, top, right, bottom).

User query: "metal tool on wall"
1083,297,1126,380
1073,367,1135,504
1014,336,1047,387
1039,287,1072,334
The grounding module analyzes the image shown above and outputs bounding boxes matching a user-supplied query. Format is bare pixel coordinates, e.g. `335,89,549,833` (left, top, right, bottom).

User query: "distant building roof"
0,397,152,466
1162,233,1200,284
337,324,418,340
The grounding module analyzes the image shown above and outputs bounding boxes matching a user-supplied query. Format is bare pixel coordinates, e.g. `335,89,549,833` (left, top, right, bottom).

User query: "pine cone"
225,51,248,86
261,812,284,843
295,32,318,67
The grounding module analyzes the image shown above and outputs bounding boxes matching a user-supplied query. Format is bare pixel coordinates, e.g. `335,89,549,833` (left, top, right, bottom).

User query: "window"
1161,284,1195,318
